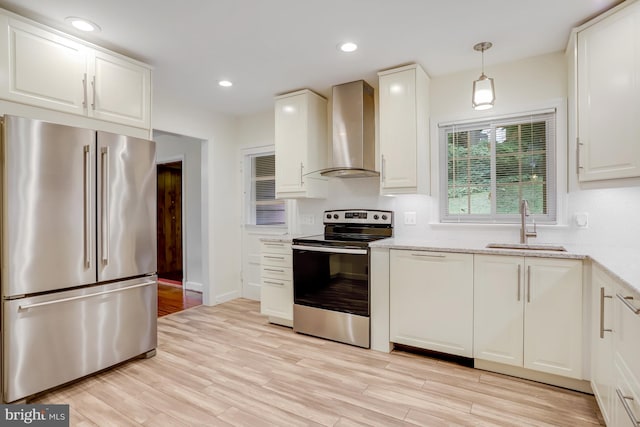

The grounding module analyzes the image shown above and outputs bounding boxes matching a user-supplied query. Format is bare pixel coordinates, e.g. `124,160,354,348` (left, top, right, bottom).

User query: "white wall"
154,130,204,291
152,91,241,305
153,50,640,306
240,51,640,252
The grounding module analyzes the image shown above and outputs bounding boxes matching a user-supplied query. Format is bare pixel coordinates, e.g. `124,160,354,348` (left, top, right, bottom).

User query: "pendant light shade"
472,42,495,110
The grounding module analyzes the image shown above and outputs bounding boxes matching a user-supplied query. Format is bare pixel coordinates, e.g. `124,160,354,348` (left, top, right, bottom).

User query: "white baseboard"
185,281,203,292
215,289,240,304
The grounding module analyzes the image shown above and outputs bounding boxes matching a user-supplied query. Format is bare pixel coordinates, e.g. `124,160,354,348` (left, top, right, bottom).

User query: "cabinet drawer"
260,278,293,320
616,289,640,385
614,357,640,427
261,241,291,255
261,253,292,268
261,265,292,281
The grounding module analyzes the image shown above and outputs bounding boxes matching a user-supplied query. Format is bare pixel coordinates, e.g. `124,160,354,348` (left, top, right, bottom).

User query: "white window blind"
440,111,556,223
249,154,285,225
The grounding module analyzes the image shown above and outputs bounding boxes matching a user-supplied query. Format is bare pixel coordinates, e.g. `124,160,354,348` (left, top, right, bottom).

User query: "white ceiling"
0,0,622,117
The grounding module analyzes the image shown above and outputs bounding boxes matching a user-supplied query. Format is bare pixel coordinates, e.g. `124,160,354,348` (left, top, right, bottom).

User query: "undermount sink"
486,243,567,252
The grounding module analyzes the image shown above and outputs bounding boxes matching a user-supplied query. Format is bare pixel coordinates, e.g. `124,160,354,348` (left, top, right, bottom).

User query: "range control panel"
323,209,393,225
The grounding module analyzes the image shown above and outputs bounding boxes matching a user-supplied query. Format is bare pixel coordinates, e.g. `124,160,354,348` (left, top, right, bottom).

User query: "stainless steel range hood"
320,80,378,178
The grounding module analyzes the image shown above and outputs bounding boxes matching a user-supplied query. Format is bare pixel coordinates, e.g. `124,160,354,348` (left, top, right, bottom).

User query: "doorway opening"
157,161,183,284
154,129,205,316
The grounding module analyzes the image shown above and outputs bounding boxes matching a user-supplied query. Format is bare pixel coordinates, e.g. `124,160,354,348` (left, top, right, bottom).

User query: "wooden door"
157,162,183,282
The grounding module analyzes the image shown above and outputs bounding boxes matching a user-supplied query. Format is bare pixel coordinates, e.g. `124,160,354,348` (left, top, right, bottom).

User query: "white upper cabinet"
88,50,151,128
274,89,327,199
0,16,88,115
575,1,640,181
378,64,430,195
0,12,152,129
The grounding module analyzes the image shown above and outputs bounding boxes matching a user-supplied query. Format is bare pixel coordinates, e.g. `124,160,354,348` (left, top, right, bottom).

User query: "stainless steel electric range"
291,209,393,348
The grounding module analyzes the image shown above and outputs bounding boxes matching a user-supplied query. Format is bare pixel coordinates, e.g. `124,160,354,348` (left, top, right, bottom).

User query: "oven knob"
374,214,379,220
382,215,388,220
326,214,331,219
333,214,339,219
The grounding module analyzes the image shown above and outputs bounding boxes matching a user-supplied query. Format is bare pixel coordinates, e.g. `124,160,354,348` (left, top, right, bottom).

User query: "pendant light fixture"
472,42,495,110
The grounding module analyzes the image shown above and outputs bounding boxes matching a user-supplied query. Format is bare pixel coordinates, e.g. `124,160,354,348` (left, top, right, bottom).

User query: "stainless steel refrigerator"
1,115,157,403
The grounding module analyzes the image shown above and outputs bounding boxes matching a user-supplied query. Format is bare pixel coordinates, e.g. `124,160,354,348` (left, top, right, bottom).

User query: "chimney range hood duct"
320,80,379,178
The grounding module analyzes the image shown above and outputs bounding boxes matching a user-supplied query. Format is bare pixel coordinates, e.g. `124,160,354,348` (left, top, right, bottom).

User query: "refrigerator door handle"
101,146,109,265
18,281,156,311
84,145,91,269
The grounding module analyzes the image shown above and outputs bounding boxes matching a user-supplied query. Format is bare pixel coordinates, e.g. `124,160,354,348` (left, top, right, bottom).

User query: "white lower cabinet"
259,241,293,327
390,250,473,357
613,284,640,427
474,255,583,379
591,264,616,425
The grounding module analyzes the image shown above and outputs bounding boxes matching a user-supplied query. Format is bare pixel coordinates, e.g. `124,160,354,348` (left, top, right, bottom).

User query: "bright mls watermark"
1,404,69,426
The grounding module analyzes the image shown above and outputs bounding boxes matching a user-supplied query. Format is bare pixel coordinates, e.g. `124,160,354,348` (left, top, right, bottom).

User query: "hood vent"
320,80,378,178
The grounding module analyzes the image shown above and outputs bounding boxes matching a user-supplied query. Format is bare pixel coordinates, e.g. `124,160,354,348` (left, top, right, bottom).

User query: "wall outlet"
404,211,417,225
300,214,315,225
574,212,589,228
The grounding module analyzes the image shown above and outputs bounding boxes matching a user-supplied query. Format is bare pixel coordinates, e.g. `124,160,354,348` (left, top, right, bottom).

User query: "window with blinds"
440,111,556,223
249,154,286,225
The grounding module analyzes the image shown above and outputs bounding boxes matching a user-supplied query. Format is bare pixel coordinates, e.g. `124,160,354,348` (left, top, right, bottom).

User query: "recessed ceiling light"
65,17,101,32
338,42,358,53
218,80,233,87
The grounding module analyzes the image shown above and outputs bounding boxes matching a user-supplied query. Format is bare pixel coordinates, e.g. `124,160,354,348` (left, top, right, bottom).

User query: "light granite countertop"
371,238,640,296
260,234,640,296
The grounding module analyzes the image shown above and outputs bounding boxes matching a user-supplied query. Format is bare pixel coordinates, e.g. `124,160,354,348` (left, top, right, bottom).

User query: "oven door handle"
292,244,368,255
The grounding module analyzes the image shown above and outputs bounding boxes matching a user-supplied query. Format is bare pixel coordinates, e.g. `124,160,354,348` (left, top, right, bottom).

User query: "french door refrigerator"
1,115,157,403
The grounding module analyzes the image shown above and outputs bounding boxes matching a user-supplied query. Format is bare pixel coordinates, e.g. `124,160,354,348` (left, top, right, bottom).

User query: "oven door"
292,244,369,317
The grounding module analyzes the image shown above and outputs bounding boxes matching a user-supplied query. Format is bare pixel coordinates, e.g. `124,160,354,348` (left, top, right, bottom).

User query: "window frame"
243,148,287,227
438,110,557,224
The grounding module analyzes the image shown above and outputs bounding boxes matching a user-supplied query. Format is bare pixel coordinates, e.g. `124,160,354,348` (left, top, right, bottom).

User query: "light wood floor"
33,299,604,426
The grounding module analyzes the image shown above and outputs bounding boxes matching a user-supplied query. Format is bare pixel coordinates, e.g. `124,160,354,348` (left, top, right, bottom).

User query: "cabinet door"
390,250,473,357
260,278,293,320
88,50,151,129
474,255,525,367
577,1,640,181
1,18,87,115
523,258,583,379
379,68,417,190
275,92,308,195
591,266,615,425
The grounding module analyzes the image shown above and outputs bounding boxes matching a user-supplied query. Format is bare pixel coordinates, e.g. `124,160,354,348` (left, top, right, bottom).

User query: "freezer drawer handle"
101,146,110,264
617,294,640,315
18,281,156,311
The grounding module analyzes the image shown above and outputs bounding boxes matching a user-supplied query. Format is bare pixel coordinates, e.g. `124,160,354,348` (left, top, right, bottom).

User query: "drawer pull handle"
264,255,285,260
616,389,640,426
600,287,613,338
19,281,156,310
263,280,285,286
264,268,285,273
527,265,531,303
411,253,446,258
517,264,521,301
617,294,640,315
